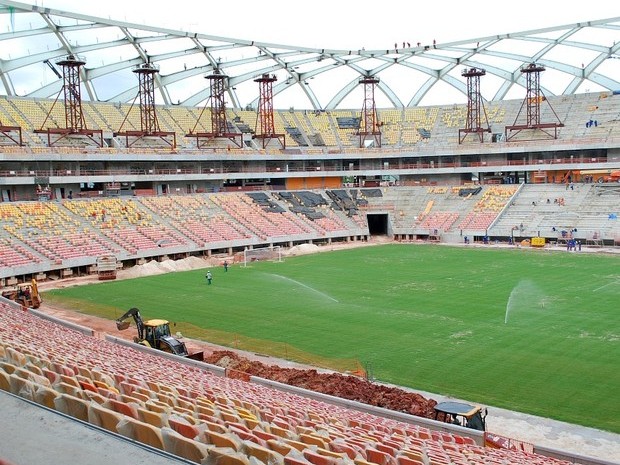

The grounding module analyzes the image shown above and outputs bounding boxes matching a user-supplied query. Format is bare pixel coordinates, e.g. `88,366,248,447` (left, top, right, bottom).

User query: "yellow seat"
0,370,11,392
201,430,241,450
162,427,212,462
87,401,123,432
200,447,250,465
117,417,164,450
34,384,59,409
9,373,35,401
137,407,167,428
54,393,90,422
243,441,285,465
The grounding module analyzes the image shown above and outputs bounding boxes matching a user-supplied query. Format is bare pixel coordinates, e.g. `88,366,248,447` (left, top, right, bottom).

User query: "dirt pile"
117,256,217,279
204,350,437,418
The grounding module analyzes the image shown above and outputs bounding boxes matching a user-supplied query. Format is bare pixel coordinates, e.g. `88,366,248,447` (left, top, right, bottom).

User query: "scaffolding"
505,63,564,141
115,62,176,149
253,74,285,149
357,76,381,148
34,54,103,147
186,69,242,148
459,67,491,144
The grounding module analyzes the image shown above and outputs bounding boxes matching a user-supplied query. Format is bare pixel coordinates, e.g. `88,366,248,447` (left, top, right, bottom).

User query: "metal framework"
459,67,491,144
0,4,617,112
33,54,103,147
505,63,564,141
0,120,23,146
187,70,242,148
115,63,176,148
253,74,285,149
357,77,381,148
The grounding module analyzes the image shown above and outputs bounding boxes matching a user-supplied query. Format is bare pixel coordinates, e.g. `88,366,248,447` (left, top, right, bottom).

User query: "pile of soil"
204,350,437,418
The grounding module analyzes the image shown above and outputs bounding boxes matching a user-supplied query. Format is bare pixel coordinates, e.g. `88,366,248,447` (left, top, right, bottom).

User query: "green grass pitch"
43,244,620,433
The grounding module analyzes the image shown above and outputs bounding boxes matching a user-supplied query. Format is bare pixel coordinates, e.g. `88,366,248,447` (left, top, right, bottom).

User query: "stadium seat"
0,370,11,392
161,426,212,462
116,417,165,450
201,447,251,465
54,393,90,422
87,401,123,432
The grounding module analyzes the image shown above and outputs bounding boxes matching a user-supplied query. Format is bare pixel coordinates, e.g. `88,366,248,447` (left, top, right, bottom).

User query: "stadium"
0,1,619,464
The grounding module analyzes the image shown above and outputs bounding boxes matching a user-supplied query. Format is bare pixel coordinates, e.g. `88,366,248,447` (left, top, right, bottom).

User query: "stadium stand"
0,7,619,463
0,300,583,465
1,182,617,280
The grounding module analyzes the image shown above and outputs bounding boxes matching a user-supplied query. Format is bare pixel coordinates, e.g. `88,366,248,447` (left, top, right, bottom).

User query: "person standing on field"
206,271,213,285
223,261,228,272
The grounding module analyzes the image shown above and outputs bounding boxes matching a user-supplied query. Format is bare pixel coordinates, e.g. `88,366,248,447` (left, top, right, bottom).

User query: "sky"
4,1,619,108
36,0,620,50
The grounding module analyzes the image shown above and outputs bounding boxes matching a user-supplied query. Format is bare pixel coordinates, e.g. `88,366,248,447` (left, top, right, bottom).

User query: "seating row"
0,301,572,465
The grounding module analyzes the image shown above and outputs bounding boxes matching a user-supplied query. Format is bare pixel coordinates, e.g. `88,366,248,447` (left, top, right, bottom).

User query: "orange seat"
202,430,241,450
303,449,341,465
168,415,200,439
87,402,123,432
243,441,285,465
161,427,211,462
54,393,89,422
117,417,164,450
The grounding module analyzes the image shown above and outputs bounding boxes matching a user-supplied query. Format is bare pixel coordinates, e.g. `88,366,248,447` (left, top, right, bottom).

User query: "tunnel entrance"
367,213,389,235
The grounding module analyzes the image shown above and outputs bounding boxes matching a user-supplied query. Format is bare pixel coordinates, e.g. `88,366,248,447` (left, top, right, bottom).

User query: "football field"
43,244,620,433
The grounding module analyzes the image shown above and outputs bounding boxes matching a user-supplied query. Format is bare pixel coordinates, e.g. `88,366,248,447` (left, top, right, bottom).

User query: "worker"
206,271,213,285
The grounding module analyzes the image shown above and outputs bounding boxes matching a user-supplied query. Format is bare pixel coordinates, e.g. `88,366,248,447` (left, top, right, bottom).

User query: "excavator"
1,279,42,309
115,307,203,360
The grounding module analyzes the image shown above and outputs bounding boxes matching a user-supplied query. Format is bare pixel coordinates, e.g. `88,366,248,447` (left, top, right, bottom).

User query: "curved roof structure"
0,0,619,110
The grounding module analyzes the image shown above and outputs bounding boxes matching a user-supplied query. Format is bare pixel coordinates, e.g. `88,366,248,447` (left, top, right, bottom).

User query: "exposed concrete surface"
0,391,189,465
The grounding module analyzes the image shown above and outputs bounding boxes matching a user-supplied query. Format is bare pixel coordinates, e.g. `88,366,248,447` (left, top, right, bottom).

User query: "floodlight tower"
253,73,285,149
187,69,241,148
505,63,564,141
459,67,491,144
35,54,103,146
357,76,381,148
115,62,176,148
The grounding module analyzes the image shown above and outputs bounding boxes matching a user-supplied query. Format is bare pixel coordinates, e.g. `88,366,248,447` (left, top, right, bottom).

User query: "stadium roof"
0,0,619,110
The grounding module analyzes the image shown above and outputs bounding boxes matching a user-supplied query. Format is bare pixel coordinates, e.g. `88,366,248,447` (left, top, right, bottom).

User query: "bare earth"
35,240,620,463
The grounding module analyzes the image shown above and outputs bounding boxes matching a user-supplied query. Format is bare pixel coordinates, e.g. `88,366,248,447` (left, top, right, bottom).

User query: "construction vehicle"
116,307,203,360
433,401,487,431
1,279,42,309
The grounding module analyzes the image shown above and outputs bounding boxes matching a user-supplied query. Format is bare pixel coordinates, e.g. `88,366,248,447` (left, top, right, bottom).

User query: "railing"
0,156,615,180
0,135,619,157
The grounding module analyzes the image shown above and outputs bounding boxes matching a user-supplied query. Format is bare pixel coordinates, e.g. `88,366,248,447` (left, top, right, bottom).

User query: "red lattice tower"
35,54,102,146
253,74,285,149
505,63,564,141
357,76,381,148
115,62,176,148
187,69,241,148
459,67,491,144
